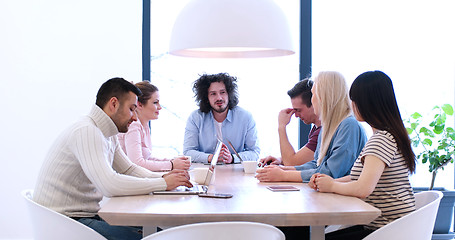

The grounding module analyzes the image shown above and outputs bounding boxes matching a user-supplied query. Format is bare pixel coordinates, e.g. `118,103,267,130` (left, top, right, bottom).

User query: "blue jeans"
74,215,142,240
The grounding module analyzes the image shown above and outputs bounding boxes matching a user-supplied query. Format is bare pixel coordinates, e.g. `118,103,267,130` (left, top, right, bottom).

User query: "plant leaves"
442,104,454,116
449,132,455,141
420,127,435,137
436,113,446,125
434,125,444,134
422,138,433,146
406,127,413,134
404,104,455,183
411,112,422,119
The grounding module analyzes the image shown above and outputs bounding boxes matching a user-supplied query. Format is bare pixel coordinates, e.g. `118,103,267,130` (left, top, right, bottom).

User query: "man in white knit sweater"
33,78,192,240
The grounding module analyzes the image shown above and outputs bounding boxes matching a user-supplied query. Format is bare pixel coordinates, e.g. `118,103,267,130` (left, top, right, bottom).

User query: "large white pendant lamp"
169,0,295,58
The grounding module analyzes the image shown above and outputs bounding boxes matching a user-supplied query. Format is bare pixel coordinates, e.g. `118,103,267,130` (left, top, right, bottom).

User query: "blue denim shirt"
295,115,367,182
183,106,260,163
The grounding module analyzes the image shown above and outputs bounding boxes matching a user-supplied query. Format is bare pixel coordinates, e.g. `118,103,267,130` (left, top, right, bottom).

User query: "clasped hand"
309,173,334,192
208,143,233,164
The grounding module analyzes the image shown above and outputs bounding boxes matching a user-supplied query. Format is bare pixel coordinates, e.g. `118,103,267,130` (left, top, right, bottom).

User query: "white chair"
141,221,285,240
22,189,106,240
363,190,443,240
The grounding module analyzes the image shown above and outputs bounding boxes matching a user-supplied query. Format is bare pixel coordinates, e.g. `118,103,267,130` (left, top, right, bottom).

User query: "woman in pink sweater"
118,81,190,171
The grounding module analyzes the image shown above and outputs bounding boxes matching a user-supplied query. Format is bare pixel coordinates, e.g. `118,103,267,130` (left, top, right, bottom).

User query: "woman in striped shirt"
309,70,417,240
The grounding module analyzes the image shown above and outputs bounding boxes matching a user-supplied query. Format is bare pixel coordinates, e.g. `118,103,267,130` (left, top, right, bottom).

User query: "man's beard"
112,114,131,133
212,105,228,113
117,121,130,133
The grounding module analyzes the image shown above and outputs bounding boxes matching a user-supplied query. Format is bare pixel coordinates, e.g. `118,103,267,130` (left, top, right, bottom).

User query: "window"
147,0,300,158
312,0,455,189
146,0,455,189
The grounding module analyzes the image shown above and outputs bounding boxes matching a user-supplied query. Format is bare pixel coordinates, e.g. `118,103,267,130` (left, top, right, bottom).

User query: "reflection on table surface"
99,164,380,240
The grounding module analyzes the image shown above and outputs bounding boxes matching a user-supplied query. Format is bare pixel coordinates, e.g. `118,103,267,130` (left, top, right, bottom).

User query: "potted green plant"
406,104,455,238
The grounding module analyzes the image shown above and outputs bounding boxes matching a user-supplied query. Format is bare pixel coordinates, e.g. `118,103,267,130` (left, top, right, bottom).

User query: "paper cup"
242,161,258,174
189,167,209,184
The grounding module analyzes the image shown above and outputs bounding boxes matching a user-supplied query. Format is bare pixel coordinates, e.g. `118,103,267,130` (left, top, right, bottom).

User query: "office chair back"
363,190,443,240
142,221,285,240
22,189,106,240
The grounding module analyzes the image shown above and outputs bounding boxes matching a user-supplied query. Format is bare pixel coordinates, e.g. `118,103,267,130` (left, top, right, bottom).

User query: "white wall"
0,1,142,238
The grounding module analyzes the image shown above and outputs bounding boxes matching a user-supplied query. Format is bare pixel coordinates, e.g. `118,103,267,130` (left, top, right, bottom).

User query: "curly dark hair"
192,73,239,113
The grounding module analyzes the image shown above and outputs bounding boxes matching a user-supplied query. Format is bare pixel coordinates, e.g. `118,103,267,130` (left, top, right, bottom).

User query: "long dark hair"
193,73,239,113
350,71,416,173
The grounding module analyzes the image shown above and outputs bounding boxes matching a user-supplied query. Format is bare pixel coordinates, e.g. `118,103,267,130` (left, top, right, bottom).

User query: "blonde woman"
118,81,190,171
256,71,367,183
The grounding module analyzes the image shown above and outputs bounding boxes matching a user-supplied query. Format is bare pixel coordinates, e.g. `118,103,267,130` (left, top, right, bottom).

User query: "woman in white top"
309,70,416,240
118,81,190,171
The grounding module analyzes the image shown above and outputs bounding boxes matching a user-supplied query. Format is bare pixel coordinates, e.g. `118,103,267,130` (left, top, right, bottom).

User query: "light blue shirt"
183,106,260,163
295,115,367,182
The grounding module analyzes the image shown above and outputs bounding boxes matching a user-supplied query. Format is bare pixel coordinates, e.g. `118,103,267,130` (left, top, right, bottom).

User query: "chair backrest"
142,221,285,240
363,190,443,240
22,189,106,240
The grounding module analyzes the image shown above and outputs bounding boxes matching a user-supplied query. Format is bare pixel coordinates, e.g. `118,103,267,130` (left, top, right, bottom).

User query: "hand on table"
255,165,285,182
259,156,281,166
163,169,192,190
308,173,320,190
309,173,334,192
171,156,191,170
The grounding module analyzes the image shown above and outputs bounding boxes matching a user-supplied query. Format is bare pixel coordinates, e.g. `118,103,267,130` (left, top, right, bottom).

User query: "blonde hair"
313,71,352,165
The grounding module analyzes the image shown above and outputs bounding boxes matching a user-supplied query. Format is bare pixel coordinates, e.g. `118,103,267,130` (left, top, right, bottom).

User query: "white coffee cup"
242,161,258,174
189,167,209,184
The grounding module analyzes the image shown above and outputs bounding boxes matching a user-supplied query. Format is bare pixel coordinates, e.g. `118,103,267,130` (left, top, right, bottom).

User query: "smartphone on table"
266,185,300,192
198,193,233,198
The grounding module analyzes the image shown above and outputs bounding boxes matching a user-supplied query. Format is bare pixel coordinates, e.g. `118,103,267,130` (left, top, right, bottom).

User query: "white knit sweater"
33,105,167,217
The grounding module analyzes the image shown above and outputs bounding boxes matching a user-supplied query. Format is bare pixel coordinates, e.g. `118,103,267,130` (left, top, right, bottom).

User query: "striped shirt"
33,105,167,218
350,130,415,230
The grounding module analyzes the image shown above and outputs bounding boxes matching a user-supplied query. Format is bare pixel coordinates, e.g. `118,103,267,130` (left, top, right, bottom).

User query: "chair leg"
143,226,157,237
310,226,325,240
